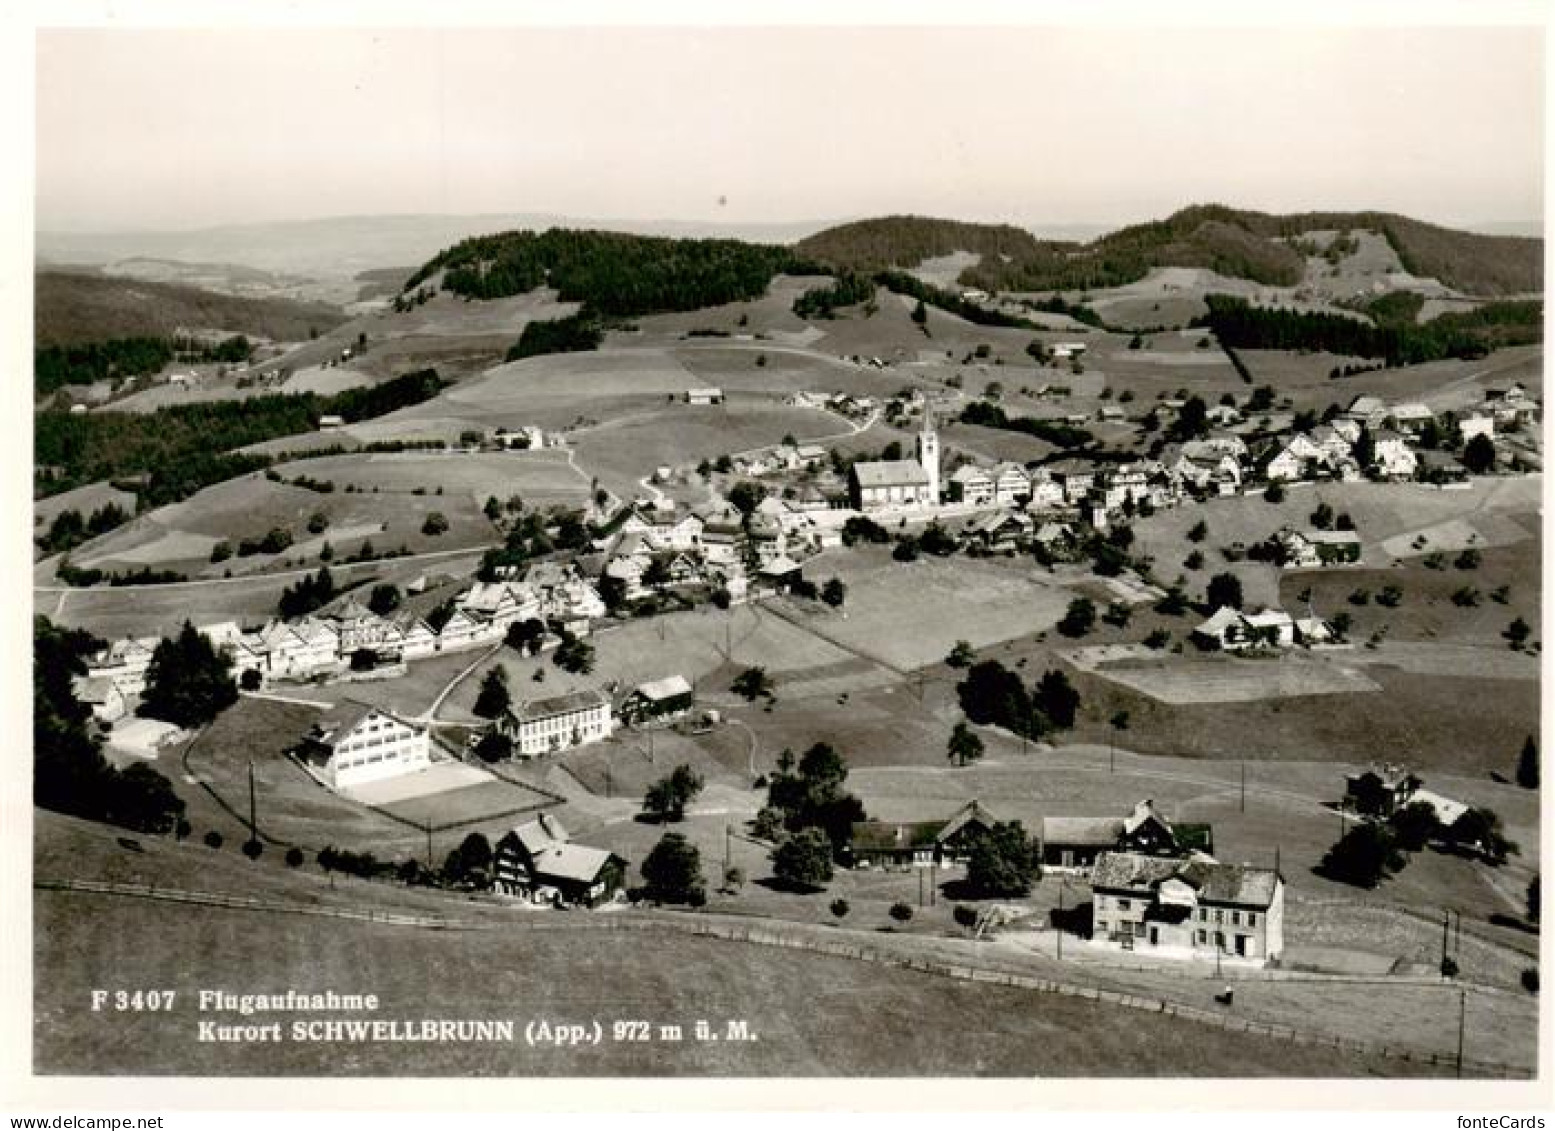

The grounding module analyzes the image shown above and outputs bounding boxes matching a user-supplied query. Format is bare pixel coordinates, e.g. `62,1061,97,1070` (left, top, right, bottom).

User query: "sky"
34,24,1546,233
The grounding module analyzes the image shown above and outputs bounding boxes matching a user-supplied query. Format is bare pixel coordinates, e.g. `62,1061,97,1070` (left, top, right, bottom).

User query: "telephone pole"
1239,761,1246,813
1057,882,1065,960
1456,986,1467,1077
246,759,258,842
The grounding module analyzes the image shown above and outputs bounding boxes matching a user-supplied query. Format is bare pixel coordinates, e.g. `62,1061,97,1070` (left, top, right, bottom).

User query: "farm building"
965,511,1033,552
1343,763,1423,818
296,701,432,792
1039,799,1207,872
83,636,159,698
845,800,1000,871
1090,852,1285,964
492,814,626,908
684,387,726,406
1277,528,1362,568
1050,342,1088,359
1371,431,1418,480
621,675,695,725
1192,607,1295,651
756,554,804,593
500,688,615,757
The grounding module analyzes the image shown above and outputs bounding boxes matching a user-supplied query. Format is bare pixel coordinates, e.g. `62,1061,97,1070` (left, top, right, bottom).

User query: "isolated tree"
139,621,238,727
947,721,985,767
643,764,705,823
1187,519,1208,543
421,511,449,536
911,299,928,326
1506,617,1532,648
889,901,915,926
1446,807,1517,865
1321,822,1405,888
285,847,304,868
732,666,774,701
1463,432,1497,474
1518,735,1540,790
830,898,850,922
1310,502,1335,530
368,583,402,616
473,666,512,719
953,904,979,934
957,660,1035,736
641,832,705,905
204,830,224,850
946,640,976,669
821,578,847,608
771,827,834,889
1205,572,1244,611
723,865,745,893
1057,597,1097,638
965,821,1041,897
1528,874,1541,924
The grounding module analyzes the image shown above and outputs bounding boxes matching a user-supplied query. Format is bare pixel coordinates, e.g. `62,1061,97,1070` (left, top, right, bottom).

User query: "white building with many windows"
298,701,432,791
1090,851,1285,964
501,688,615,757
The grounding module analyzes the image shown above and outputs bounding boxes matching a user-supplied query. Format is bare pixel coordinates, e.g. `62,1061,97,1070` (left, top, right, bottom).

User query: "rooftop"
509,688,609,723
852,459,930,488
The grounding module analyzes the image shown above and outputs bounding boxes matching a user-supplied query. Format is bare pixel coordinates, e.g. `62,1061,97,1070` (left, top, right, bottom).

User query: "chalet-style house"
500,688,615,757
947,464,995,506
83,636,159,698
620,675,694,725
1192,607,1296,651
296,701,432,791
1040,799,1210,871
492,814,626,908
1090,852,1285,964
846,800,999,870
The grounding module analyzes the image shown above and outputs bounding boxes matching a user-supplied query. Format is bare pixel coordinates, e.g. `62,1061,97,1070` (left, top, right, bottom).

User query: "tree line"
35,369,446,503
958,400,1094,449
1198,294,1542,366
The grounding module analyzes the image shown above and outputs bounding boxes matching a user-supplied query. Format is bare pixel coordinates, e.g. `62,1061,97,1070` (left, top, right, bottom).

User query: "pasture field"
372,777,555,832
33,889,1417,1077
280,646,493,721
786,546,1074,670
33,480,138,528
273,449,590,508
36,548,487,640
1072,652,1381,705
60,468,499,580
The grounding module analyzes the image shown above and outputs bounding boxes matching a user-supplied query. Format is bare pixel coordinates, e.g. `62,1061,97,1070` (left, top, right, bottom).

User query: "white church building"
848,416,941,512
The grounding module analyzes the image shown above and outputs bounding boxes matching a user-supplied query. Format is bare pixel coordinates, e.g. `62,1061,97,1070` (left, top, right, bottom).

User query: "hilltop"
795,206,1542,298
35,269,350,348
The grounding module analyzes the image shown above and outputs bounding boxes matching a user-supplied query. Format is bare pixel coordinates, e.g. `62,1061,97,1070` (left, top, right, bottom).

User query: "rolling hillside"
35,269,350,348
796,206,1543,297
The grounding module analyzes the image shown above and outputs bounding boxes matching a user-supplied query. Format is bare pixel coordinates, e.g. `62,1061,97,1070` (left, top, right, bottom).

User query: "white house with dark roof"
501,688,614,757
991,462,1031,507
946,464,995,506
297,701,431,791
1372,430,1418,479
1089,851,1285,963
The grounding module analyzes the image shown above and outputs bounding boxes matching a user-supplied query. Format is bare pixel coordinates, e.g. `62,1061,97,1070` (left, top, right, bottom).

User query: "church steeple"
916,407,940,503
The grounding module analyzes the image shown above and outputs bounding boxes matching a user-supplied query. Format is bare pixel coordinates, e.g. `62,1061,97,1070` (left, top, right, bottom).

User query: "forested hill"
35,270,349,348
796,206,1543,297
403,229,800,315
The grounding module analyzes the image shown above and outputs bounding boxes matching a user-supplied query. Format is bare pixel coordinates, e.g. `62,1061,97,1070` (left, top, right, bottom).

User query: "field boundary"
34,879,1526,1077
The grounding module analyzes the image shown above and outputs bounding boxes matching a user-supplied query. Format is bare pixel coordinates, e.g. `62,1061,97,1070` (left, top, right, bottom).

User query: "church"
847,416,940,512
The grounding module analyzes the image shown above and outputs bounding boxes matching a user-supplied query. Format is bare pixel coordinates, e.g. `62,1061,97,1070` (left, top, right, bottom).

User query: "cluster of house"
784,388,881,420
846,797,1284,965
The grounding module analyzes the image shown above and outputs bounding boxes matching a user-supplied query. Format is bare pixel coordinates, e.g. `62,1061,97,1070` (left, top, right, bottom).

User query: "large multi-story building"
1090,851,1285,964
849,418,940,511
297,701,432,791
500,688,615,757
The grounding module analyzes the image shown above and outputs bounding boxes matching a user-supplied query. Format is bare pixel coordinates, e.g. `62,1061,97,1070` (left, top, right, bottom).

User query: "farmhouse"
1277,528,1362,567
1389,403,1435,434
492,814,626,908
620,675,694,725
846,800,999,870
296,701,432,791
1458,414,1496,443
1050,342,1088,359
1192,607,1295,651
684,387,725,406
1090,852,1285,964
501,688,614,757
1040,799,1206,871
1343,763,1423,818
991,462,1031,507
965,511,1033,552
1371,430,1418,479
83,636,158,698
1047,460,1096,504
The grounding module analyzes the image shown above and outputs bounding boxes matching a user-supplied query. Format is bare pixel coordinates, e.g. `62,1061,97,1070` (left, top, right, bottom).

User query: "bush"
285,847,304,868
203,830,223,849
889,902,914,925
830,898,850,921
242,838,263,860
1522,967,1539,993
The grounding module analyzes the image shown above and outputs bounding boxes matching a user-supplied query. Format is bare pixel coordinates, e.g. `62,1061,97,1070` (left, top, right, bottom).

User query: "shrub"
285,847,304,868
242,838,263,860
889,902,914,925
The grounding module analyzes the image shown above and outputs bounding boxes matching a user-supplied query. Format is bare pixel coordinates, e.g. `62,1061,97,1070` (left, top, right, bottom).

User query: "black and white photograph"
7,2,1550,1114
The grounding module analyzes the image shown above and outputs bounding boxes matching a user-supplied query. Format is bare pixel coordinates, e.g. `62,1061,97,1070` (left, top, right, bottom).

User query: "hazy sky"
35,25,1545,232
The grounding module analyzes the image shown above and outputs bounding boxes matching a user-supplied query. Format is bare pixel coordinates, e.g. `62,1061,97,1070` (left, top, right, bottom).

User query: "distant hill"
795,206,1543,297
35,270,349,348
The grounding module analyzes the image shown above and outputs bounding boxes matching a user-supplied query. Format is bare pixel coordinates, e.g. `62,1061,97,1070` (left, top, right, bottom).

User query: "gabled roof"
1194,607,1244,638
509,688,609,723
633,675,693,702
937,799,998,843
1041,815,1124,846
308,700,414,747
1407,788,1470,828
852,459,929,488
849,819,946,851
73,676,122,704
1123,799,1173,838
948,464,993,484
532,842,620,884
1092,851,1281,909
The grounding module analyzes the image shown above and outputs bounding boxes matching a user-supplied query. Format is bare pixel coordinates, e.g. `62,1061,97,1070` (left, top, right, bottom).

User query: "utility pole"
1441,909,1451,971
1456,986,1467,1078
1057,882,1064,960
724,824,732,876
247,759,257,843
1240,761,1246,813
424,823,433,871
